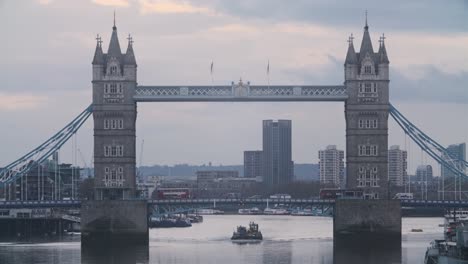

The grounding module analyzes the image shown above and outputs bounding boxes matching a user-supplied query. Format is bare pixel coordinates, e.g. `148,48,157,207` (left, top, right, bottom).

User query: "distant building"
388,145,408,186
318,145,344,187
416,165,433,182
195,170,259,198
196,170,239,189
244,151,263,178
4,158,81,201
136,176,160,199
262,120,294,187
441,143,466,178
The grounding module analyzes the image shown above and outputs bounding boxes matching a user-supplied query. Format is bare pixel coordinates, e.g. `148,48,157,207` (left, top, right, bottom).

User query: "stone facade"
344,21,390,199
92,23,137,200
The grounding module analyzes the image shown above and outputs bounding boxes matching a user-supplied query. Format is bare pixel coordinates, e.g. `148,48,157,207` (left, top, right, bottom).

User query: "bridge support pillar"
333,199,401,263
81,200,148,246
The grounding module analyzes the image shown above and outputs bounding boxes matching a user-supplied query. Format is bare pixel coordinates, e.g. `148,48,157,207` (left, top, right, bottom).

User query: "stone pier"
333,199,402,263
334,199,401,239
333,199,402,264
81,200,148,246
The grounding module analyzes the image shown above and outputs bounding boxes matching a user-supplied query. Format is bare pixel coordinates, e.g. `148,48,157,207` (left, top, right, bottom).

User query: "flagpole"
210,61,214,88
267,59,270,89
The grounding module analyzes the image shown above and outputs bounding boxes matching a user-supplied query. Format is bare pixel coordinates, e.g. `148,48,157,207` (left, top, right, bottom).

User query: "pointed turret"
92,34,104,65
359,14,374,62
345,34,358,64
124,34,137,65
107,20,122,59
378,34,389,64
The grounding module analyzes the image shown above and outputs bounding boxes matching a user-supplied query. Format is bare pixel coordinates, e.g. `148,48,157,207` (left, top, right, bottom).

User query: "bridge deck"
134,85,347,102
1,199,468,209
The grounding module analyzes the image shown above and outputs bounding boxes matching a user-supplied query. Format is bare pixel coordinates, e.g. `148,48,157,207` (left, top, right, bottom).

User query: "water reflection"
262,241,292,264
81,244,149,264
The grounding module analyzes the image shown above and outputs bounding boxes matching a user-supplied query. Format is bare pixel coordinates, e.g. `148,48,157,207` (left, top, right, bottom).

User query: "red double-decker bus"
156,188,190,199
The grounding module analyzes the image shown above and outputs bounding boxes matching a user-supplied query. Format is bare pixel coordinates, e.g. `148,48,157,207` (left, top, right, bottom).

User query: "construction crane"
77,148,92,178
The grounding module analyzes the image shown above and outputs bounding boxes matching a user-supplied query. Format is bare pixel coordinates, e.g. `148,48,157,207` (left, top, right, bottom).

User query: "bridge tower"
83,21,147,246
91,21,137,200
344,19,390,199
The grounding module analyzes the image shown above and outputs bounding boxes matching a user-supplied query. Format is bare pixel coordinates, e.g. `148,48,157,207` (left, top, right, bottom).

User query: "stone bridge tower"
91,21,137,200
344,20,390,199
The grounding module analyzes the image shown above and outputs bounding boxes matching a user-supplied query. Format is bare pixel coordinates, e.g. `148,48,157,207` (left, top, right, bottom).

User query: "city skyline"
1,0,467,174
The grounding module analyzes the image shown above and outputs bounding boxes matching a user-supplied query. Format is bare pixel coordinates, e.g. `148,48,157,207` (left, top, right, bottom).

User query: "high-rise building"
388,145,408,186
441,143,466,178
416,165,433,182
318,145,345,187
244,151,263,178
262,120,293,187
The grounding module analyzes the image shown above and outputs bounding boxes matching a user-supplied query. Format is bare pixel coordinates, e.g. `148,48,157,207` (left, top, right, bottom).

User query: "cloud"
138,0,215,15
37,0,54,5
92,0,130,7
207,0,468,33
391,66,468,104
0,93,48,111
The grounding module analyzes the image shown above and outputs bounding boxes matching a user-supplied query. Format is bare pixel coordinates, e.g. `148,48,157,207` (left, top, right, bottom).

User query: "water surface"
0,216,443,264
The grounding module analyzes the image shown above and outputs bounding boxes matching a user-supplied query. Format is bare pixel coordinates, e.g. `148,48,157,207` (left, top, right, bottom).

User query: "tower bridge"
0,18,467,246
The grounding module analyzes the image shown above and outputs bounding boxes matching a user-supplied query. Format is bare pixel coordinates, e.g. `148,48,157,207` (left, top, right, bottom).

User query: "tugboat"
231,222,263,242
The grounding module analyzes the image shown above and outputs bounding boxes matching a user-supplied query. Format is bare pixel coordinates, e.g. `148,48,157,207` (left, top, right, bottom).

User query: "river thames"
0,215,442,264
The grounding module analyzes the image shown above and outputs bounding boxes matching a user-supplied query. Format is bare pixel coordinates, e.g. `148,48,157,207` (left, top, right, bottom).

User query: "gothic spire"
378,33,389,64
345,34,358,64
107,13,122,58
359,11,374,62
92,34,104,65
124,34,137,65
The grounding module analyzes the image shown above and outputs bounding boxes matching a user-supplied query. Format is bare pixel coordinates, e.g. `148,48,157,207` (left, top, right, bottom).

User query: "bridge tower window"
104,119,124,130
358,166,379,187
364,65,371,74
104,145,124,157
358,145,378,156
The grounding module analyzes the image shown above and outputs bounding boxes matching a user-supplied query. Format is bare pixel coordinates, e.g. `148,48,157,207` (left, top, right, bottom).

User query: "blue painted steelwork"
0,105,93,186
389,104,467,177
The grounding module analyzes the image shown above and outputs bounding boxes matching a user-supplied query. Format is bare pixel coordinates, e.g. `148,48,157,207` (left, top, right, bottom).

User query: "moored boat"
238,207,261,215
264,207,289,215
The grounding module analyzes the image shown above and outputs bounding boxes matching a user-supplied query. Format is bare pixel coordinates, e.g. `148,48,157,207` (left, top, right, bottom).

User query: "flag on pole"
267,59,270,87
267,60,270,75
210,61,214,75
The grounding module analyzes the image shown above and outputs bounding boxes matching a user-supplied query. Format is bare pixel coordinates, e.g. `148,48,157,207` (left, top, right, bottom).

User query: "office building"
262,120,293,187
244,151,263,178
416,165,433,182
441,143,466,178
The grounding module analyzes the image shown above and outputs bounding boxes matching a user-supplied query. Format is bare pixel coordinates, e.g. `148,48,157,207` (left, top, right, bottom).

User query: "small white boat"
238,207,261,215
264,208,289,215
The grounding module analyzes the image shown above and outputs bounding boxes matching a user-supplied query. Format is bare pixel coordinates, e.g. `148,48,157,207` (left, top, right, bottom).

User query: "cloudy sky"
1,0,467,175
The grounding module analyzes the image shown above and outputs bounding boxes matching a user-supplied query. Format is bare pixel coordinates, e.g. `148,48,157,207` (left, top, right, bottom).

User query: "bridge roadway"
1,198,468,209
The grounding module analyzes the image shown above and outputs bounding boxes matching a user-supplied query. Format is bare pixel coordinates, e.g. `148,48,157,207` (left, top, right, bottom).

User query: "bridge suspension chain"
0,105,93,186
389,104,467,178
